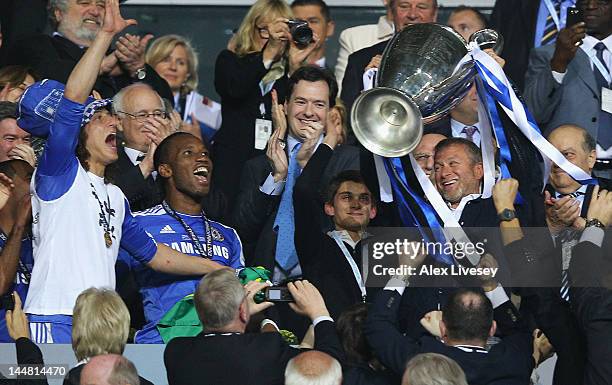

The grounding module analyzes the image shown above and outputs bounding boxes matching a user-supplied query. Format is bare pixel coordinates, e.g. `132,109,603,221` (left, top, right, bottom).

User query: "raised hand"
288,33,320,75
287,280,329,320
296,121,325,169
101,0,137,36
0,173,14,211
271,89,287,138
143,114,175,146
420,311,442,338
586,185,612,227
263,18,290,64
115,33,154,76
551,22,586,73
244,280,274,316
492,178,518,213
5,292,30,341
8,144,36,167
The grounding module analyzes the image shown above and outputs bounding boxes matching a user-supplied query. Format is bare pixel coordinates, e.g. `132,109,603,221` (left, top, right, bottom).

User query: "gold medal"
104,231,113,248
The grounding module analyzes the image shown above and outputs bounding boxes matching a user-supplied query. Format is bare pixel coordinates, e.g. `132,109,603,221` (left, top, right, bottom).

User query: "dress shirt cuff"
579,226,605,247
484,284,509,309
260,318,280,331
384,276,408,295
312,316,334,327
551,70,566,84
260,173,285,195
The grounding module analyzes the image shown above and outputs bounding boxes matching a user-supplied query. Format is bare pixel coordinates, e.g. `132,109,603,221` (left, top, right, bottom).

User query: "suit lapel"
573,50,599,96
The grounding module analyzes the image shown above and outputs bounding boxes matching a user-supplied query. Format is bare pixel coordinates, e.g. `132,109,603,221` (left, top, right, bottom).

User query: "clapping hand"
115,33,154,76
267,89,288,182
100,0,137,36
0,172,14,211
586,185,612,227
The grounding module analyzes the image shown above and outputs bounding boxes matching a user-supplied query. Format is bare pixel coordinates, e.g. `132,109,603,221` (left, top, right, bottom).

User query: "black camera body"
286,19,313,47
265,286,294,302
0,293,15,311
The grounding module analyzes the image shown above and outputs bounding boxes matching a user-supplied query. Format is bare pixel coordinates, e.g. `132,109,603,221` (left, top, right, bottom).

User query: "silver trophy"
352,23,499,157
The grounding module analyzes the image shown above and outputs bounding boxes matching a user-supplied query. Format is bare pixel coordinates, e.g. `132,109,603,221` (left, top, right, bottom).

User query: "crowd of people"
0,0,611,384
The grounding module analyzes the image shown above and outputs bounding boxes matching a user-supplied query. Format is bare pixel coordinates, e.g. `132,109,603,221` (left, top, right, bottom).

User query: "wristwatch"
585,218,605,229
498,208,516,221
134,67,146,80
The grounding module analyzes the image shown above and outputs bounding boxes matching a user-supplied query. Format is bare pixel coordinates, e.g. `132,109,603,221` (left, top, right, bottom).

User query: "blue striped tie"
594,42,612,148
541,0,561,46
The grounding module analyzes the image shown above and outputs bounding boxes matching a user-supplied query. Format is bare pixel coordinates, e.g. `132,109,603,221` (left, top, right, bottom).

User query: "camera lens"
288,20,313,47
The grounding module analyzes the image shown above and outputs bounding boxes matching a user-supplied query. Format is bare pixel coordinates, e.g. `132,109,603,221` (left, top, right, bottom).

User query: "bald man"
80,354,140,385
284,351,342,385
413,133,447,179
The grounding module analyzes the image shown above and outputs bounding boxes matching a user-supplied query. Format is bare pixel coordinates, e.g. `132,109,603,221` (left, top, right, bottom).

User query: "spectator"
446,5,488,42
18,0,226,344
0,66,37,103
146,34,222,142
63,288,153,385
491,0,577,90
232,65,358,284
524,0,612,177
334,0,394,92
402,353,468,385
0,102,36,167
412,133,447,179
109,83,175,212
0,160,34,342
213,0,319,208
3,0,172,100
290,0,335,68
80,354,141,385
118,132,243,344
341,0,438,115
285,351,342,385
336,304,396,385
366,281,534,384
164,270,344,385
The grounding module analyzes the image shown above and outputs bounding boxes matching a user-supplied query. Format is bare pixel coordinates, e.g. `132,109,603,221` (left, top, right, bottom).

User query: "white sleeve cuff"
579,226,605,247
260,318,280,331
312,316,334,327
484,284,510,309
384,276,407,296
551,70,566,84
260,173,285,195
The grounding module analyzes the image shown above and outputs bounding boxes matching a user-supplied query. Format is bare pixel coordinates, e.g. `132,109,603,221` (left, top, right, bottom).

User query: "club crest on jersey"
212,228,224,242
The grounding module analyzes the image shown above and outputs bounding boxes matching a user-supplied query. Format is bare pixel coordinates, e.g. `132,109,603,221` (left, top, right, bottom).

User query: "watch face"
137,70,146,80
501,209,515,220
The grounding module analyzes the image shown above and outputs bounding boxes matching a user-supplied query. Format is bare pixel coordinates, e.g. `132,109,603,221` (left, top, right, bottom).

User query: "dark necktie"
541,0,561,46
594,42,612,148
461,125,478,143
136,154,146,163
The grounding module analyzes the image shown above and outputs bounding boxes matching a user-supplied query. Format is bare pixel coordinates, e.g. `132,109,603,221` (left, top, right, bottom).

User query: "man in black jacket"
2,0,171,101
164,269,344,385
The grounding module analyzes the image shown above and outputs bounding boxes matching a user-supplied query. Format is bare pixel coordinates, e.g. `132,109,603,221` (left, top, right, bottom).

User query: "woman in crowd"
0,65,37,102
213,0,317,206
146,34,221,142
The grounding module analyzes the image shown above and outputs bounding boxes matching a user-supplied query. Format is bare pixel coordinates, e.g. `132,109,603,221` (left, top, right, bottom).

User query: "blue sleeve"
35,97,82,201
229,230,245,269
115,247,134,285
120,199,158,265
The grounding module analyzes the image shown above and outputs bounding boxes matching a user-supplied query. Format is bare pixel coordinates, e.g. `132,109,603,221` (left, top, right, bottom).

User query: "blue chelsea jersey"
117,204,244,344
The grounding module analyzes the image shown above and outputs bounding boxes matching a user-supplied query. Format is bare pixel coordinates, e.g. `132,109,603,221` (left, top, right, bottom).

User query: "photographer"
213,0,319,207
164,269,344,385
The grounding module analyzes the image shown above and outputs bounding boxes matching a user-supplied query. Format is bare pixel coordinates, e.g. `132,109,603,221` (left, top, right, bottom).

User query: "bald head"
80,354,139,385
285,351,342,385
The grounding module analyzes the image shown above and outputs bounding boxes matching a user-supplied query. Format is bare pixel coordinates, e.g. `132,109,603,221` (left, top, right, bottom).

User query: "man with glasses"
109,83,175,212
525,0,612,178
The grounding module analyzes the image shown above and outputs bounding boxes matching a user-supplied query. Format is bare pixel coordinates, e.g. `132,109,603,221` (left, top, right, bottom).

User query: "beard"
58,17,99,44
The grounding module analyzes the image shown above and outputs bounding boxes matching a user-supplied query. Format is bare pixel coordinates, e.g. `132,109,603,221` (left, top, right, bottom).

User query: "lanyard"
583,45,612,85
162,201,213,258
328,232,367,302
542,0,562,32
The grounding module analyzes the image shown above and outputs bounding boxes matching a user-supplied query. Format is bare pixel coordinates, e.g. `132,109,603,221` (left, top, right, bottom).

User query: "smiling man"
119,132,244,344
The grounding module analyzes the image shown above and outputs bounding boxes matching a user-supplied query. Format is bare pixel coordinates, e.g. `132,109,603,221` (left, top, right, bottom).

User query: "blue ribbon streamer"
383,158,455,266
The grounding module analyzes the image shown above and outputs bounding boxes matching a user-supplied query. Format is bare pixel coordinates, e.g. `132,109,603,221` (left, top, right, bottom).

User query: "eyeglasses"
257,26,270,39
117,110,168,122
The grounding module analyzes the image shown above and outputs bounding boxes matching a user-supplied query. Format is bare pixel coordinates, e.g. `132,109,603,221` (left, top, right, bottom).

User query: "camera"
0,293,15,311
265,286,294,302
286,19,313,47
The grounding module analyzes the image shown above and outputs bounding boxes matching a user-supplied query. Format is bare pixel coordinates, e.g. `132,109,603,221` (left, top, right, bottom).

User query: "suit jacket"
490,0,540,91
164,320,344,385
365,290,534,385
524,44,601,138
10,337,49,385
341,39,389,120
63,364,154,385
3,34,172,101
335,16,395,93
213,49,289,207
230,143,359,270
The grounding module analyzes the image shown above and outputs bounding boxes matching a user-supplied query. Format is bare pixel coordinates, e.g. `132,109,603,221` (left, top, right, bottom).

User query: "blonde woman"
213,0,318,205
146,34,221,141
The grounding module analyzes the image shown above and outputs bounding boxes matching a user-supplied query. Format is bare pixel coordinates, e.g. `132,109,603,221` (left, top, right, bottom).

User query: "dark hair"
153,132,198,172
324,170,374,205
0,101,17,121
442,288,493,343
75,110,116,183
0,65,39,90
291,0,331,22
287,65,338,108
336,304,372,365
450,5,489,29
434,137,482,165
0,159,32,179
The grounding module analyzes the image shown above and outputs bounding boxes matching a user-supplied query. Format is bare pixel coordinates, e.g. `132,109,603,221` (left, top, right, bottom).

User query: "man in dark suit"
340,0,438,115
164,269,344,385
2,0,171,100
231,66,359,279
365,275,535,384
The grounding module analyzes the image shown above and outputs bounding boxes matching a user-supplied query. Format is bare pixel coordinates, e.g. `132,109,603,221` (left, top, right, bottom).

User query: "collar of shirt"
328,229,360,249
52,31,86,49
450,119,481,144
555,184,587,209
453,344,488,353
377,15,395,40
314,57,326,68
582,35,612,68
124,147,145,166
448,193,482,220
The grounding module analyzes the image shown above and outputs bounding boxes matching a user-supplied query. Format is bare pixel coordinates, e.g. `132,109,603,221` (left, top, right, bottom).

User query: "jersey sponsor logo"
166,241,230,260
160,225,176,234
211,228,224,242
